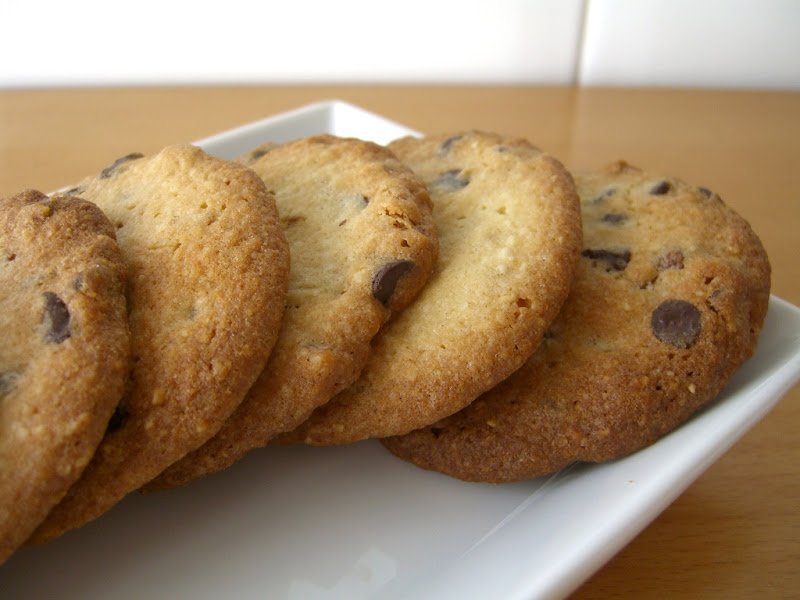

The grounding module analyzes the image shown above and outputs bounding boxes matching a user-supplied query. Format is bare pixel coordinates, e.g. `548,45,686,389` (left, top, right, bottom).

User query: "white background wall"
1,0,798,89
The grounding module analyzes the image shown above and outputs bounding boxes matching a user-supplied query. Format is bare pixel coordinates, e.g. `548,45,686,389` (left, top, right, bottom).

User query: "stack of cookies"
0,129,770,564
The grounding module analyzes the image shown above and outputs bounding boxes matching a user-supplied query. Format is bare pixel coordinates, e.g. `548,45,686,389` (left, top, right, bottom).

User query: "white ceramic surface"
3,102,799,600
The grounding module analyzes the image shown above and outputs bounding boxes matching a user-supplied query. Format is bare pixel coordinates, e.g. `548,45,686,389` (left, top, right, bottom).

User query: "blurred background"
2,0,798,90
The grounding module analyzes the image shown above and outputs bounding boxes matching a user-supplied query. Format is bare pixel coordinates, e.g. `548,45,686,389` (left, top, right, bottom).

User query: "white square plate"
3,101,800,600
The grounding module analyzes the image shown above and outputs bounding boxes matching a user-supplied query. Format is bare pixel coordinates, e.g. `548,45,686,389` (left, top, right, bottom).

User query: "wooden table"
1,86,798,598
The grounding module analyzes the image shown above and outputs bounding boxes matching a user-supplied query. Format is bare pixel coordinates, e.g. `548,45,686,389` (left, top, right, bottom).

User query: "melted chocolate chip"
601,213,627,224
42,292,71,344
440,135,462,154
649,180,672,195
651,299,701,349
581,248,631,271
372,260,414,305
106,401,129,433
657,250,685,270
431,169,470,190
698,186,713,198
100,153,144,179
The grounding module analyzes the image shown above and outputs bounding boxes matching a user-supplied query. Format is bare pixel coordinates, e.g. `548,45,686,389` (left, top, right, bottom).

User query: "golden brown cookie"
281,131,582,445
148,135,437,489
29,146,289,541
383,161,771,482
0,191,129,562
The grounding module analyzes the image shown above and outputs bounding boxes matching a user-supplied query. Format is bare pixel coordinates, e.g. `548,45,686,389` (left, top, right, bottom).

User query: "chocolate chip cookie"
0,191,129,562
281,131,582,445
383,161,771,482
29,146,289,541
148,135,437,488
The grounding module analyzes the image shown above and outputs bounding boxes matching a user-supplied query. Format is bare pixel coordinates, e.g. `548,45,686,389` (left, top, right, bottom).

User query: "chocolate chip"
649,180,672,195
651,299,701,349
698,187,713,198
248,146,275,163
282,215,306,227
42,292,70,344
106,400,129,433
372,260,414,305
0,372,18,397
64,185,86,196
591,188,616,204
581,248,631,271
100,153,144,179
440,135,462,154
657,250,685,270
431,169,470,190
601,213,627,224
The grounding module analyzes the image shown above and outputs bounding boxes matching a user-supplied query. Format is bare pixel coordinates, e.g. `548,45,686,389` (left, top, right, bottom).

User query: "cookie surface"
149,135,438,488
30,146,289,541
0,191,129,562
282,131,582,444
383,161,771,482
